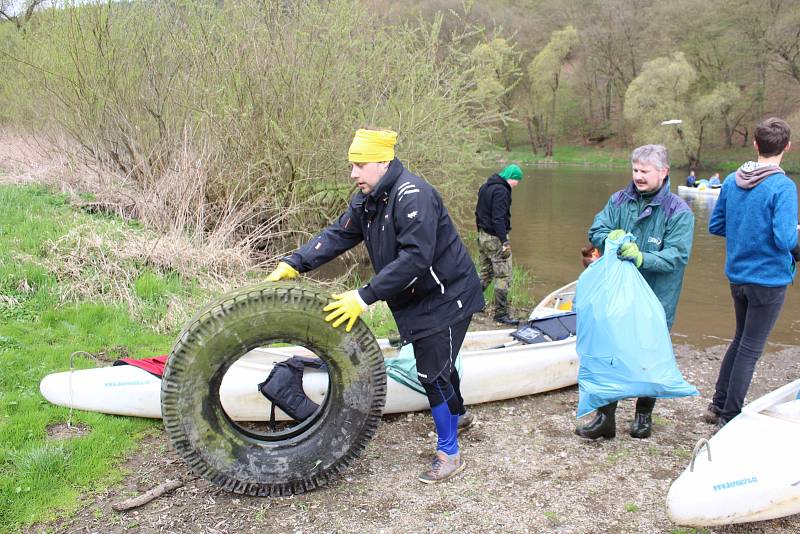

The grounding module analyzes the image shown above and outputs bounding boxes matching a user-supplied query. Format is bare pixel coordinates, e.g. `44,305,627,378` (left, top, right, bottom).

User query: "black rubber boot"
493,289,518,325
575,401,617,439
630,397,655,439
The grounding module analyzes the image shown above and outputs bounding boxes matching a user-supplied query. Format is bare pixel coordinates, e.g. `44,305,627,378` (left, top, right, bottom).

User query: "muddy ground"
34,331,800,534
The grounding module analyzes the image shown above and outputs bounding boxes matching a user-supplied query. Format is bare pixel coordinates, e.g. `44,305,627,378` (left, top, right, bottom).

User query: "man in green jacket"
578,144,694,440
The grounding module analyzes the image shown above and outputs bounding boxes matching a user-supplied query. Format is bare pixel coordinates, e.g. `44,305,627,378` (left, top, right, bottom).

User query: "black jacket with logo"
475,174,512,242
284,159,484,342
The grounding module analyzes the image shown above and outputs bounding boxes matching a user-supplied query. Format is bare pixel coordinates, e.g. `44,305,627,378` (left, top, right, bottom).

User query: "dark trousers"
713,284,787,423
413,316,471,415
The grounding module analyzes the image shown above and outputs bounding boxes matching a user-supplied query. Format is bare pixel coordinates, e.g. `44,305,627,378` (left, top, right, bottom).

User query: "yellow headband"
348,128,397,163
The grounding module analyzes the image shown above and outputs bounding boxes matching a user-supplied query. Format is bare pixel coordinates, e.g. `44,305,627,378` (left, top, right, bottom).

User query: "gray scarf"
735,161,785,189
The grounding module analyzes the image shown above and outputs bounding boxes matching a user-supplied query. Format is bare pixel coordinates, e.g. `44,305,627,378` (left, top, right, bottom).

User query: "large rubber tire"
161,282,386,496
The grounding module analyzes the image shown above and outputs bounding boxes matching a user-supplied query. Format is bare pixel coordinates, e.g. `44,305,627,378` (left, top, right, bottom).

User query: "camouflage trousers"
477,230,512,294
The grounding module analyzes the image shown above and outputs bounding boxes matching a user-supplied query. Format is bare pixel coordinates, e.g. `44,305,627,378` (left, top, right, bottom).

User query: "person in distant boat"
475,164,523,325
686,170,697,188
708,172,721,188
579,144,695,440
707,117,797,428
266,127,484,484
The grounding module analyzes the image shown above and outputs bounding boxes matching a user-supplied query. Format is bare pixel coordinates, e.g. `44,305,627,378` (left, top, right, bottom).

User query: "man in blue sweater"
707,117,797,426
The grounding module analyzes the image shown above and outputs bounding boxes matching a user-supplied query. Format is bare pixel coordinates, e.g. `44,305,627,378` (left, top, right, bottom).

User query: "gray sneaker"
458,410,476,431
418,451,465,484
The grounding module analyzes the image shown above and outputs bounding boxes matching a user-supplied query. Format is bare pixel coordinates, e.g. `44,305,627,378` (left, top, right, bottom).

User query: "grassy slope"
0,185,172,531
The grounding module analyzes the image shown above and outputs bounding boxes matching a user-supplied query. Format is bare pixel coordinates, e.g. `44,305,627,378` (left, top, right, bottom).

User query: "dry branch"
111,479,184,512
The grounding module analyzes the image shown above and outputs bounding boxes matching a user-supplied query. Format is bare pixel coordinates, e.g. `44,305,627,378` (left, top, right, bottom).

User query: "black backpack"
257,356,326,430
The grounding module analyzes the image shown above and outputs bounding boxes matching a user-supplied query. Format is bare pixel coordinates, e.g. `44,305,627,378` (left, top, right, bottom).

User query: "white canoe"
531,280,576,318
666,378,800,527
677,185,721,197
40,282,580,421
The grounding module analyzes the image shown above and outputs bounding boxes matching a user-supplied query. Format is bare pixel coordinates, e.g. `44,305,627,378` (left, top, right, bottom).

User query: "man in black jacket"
266,128,484,484
475,164,523,325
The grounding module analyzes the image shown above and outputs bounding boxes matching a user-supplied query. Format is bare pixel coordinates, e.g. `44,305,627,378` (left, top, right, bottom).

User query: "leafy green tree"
525,25,579,156
469,37,521,151
692,82,742,159
624,52,739,169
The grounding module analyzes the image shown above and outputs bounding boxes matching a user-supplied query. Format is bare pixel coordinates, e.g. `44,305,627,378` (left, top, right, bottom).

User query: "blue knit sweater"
709,170,798,286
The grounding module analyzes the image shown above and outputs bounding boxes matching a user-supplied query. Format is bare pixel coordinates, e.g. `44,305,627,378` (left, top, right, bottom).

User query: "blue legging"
413,316,471,455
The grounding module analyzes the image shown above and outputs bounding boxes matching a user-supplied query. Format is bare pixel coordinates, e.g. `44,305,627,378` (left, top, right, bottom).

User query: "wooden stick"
112,479,184,512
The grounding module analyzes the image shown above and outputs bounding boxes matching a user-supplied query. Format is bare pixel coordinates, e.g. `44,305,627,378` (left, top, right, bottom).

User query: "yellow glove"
323,290,368,332
619,242,644,268
607,229,626,241
266,261,299,282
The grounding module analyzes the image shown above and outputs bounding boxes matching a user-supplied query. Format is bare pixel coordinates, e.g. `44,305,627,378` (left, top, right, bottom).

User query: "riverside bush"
1,0,500,258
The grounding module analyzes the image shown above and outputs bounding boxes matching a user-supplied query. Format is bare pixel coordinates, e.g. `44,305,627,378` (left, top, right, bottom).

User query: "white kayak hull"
667,378,800,526
40,326,578,422
677,185,721,197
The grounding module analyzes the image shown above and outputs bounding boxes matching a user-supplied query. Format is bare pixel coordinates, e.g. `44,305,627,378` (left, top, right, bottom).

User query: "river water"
497,165,800,349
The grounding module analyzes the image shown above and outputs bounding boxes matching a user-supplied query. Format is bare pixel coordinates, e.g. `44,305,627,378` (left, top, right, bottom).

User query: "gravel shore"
38,342,800,534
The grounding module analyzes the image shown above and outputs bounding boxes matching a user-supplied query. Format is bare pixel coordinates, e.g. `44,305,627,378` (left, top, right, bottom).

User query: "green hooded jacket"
588,178,695,329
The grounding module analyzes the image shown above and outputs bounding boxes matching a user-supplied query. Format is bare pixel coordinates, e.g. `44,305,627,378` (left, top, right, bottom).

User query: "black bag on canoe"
257,356,326,429
511,312,577,344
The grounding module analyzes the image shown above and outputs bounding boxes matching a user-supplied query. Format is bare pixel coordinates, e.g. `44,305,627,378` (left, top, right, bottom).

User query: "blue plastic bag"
575,233,698,417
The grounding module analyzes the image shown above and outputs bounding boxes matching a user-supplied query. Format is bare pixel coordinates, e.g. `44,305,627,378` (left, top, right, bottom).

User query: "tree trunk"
524,117,538,155
723,123,734,148
696,124,705,166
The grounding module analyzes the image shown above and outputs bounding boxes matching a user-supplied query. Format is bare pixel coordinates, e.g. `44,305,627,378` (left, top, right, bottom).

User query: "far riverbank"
490,143,800,174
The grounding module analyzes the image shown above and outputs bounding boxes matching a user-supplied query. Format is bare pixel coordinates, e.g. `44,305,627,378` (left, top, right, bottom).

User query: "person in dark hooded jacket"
266,128,484,484
707,117,797,427
475,164,523,325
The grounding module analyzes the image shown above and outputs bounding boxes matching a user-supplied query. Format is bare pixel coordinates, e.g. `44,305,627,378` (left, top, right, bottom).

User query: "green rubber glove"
607,229,626,241
323,290,369,332
619,242,643,268
265,261,299,282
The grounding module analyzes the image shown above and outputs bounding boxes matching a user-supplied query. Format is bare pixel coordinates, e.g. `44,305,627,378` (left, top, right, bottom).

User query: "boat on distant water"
677,185,721,198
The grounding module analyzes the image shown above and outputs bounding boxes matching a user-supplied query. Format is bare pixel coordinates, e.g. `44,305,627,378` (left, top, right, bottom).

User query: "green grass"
0,185,181,531
492,143,631,168
464,232,538,316
697,146,800,174
0,183,539,530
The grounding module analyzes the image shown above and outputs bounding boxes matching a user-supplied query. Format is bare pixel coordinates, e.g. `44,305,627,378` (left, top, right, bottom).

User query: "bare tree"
0,0,46,30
